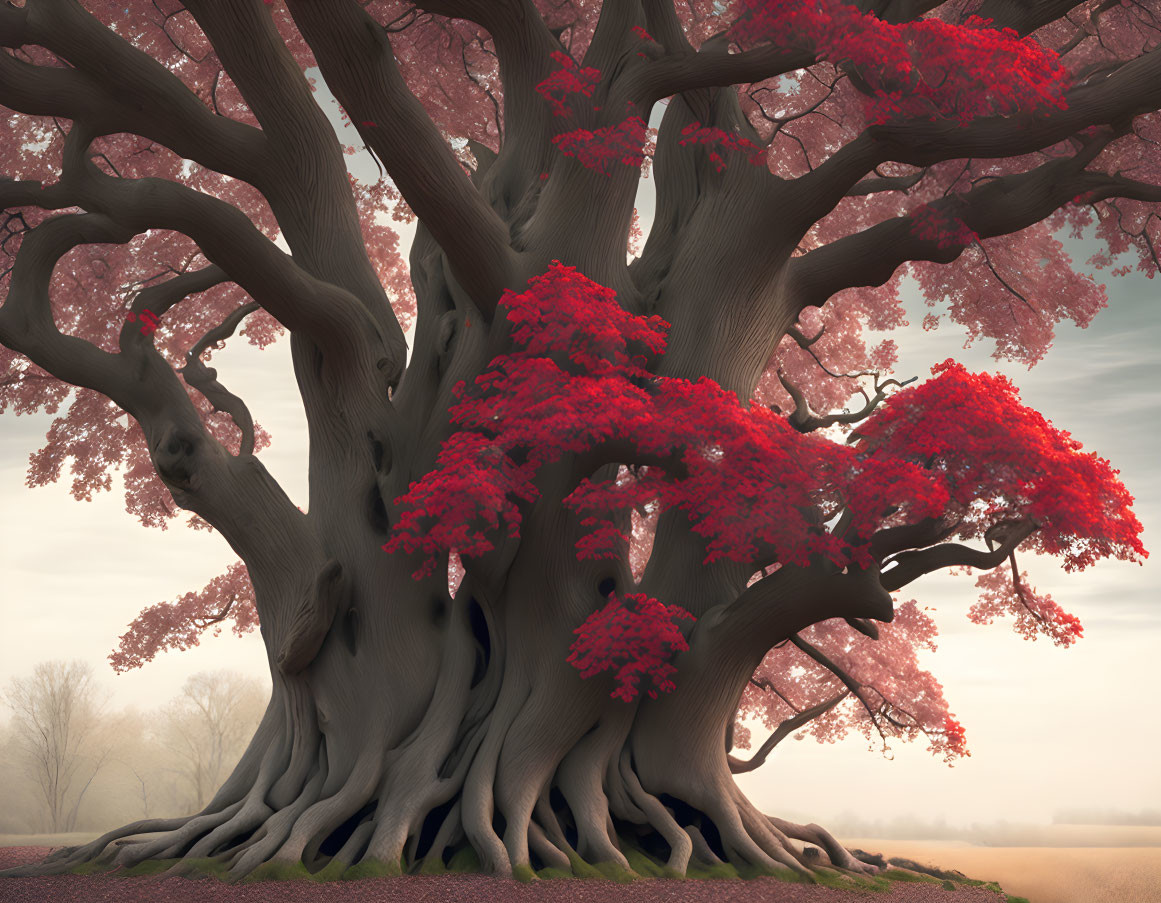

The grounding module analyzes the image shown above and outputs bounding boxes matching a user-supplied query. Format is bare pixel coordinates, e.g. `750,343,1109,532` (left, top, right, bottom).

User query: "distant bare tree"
3,660,109,832
159,671,266,812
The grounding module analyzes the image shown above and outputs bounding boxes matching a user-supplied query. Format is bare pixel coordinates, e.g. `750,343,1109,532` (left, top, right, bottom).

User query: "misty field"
837,832,1161,903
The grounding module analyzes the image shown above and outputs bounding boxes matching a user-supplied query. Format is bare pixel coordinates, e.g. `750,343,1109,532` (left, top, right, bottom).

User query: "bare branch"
179,300,261,457
728,689,851,774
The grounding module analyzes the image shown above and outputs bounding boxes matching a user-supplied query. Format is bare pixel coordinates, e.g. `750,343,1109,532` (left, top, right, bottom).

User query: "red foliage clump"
730,1,1069,125
567,592,695,702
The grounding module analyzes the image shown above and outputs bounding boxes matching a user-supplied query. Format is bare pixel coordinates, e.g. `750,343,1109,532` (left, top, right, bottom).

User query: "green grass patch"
942,879,957,890
685,860,741,880
309,859,350,882
591,860,638,882
446,846,481,874
534,866,574,879
622,847,668,878
882,868,943,884
512,863,538,883
1005,897,1031,903
418,855,447,875
341,857,403,879
68,861,114,876
556,851,600,879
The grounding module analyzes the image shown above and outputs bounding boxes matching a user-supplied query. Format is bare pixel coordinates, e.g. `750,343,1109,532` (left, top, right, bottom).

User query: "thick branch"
728,689,850,774
632,44,816,107
285,0,516,316
55,124,391,372
718,563,895,663
0,0,268,186
792,45,1161,222
880,520,1037,592
789,150,1161,310
0,212,137,404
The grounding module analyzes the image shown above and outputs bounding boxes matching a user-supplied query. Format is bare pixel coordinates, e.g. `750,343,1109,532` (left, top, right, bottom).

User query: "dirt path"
0,847,1008,902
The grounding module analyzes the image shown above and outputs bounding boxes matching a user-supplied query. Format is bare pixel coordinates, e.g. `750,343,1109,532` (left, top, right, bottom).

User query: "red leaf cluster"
678,122,767,172
855,360,1147,571
553,116,652,177
731,1,1069,125
388,268,1144,588
534,51,601,118
566,592,695,702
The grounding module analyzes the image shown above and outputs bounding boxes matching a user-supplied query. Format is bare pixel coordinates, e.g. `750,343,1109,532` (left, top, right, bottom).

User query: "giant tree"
1,0,1156,884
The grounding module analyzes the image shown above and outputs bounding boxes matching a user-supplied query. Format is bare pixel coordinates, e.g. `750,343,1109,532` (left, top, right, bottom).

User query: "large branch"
181,0,406,367
632,43,816,107
788,145,1161,310
285,0,517,316
0,0,268,186
712,563,896,668
0,211,138,406
880,520,1037,591
52,124,393,378
792,45,1161,222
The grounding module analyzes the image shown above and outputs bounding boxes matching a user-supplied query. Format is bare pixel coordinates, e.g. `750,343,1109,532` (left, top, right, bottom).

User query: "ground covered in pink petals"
0,847,1009,902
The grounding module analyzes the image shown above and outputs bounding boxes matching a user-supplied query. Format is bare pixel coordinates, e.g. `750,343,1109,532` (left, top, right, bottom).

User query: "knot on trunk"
277,558,347,675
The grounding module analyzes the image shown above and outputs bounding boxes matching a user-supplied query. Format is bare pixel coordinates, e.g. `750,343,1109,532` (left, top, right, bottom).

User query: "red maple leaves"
553,116,651,176
567,592,695,702
535,51,601,118
125,308,160,336
731,1,1069,125
385,264,1145,705
855,360,1147,571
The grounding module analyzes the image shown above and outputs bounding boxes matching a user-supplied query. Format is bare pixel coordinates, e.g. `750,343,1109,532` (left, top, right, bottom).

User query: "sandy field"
837,837,1161,903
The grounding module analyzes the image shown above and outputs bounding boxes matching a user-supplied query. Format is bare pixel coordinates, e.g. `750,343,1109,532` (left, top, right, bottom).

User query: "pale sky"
1,90,1159,831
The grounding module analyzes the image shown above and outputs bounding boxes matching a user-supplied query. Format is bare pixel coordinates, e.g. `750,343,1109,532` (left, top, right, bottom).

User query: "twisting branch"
52,122,391,373
778,368,916,433
0,0,268,186
0,211,138,405
880,519,1038,592
728,689,851,774
179,300,261,457
787,141,1161,313
118,265,230,351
